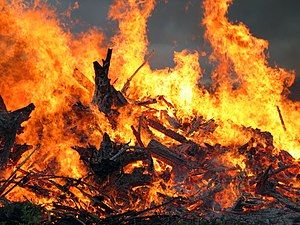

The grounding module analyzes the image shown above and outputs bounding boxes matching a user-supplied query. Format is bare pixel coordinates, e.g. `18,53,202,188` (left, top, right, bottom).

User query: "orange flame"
0,0,299,211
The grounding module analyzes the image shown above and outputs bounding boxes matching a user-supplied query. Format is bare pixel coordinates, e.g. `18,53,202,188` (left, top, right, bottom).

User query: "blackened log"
135,98,157,107
145,118,206,161
172,142,205,160
10,144,32,165
147,139,193,169
73,133,151,181
163,111,181,129
115,168,152,189
0,102,35,169
121,50,154,95
231,196,266,212
93,159,121,181
255,165,300,212
117,150,149,168
131,125,144,148
9,103,35,124
73,143,121,181
131,125,155,172
72,145,97,166
92,49,127,116
276,105,287,131
87,195,114,214
0,96,6,111
145,118,187,143
268,192,300,212
157,95,175,109
187,116,203,134
73,134,122,181
26,184,51,197
197,118,217,133
99,132,120,159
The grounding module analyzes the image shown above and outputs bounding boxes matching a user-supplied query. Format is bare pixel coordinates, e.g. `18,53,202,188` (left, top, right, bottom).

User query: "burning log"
163,111,181,129
231,196,264,212
9,144,33,165
73,133,152,182
121,50,155,96
145,118,188,143
134,98,158,107
131,125,145,148
0,145,39,198
255,165,300,212
144,117,206,165
0,96,7,111
92,49,127,118
144,116,209,159
73,134,122,181
0,50,298,225
0,96,35,169
113,168,152,190
161,112,217,134
276,105,287,131
147,140,188,168
147,140,200,170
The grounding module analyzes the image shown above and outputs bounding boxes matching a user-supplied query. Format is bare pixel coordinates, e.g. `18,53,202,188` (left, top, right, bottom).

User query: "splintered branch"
92,49,127,117
0,97,35,169
147,139,193,169
131,125,145,147
0,145,39,197
145,118,187,143
121,50,155,95
0,96,7,111
276,105,287,131
255,165,300,212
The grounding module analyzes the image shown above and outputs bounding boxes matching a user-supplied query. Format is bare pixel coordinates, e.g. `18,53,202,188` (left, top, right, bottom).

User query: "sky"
47,0,300,100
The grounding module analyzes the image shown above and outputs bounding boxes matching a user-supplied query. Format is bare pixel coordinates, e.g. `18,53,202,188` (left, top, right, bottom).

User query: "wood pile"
0,49,299,225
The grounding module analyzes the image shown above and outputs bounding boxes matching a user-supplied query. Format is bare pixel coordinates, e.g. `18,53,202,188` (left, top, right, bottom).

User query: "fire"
0,0,299,217
202,0,300,159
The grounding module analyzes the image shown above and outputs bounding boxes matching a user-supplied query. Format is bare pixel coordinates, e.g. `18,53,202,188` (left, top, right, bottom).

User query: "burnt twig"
121,50,155,95
276,106,287,131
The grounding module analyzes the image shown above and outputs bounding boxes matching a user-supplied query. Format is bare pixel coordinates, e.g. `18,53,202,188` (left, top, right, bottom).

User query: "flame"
0,0,299,213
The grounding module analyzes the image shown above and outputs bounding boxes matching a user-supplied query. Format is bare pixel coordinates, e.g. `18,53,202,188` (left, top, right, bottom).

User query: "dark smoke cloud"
47,0,300,99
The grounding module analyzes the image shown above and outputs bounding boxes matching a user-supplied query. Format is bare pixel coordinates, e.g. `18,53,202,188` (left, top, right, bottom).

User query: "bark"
0,97,35,169
92,49,127,116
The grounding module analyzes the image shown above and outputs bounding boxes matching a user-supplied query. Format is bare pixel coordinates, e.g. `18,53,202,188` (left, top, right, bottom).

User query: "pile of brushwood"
0,49,299,225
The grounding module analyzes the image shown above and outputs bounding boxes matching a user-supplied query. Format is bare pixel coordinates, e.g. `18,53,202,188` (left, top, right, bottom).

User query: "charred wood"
0,96,6,111
131,125,144,148
92,49,127,117
255,165,300,212
121,50,154,96
0,98,35,169
144,117,206,163
10,144,33,165
276,105,287,132
145,118,188,143
114,168,152,189
134,98,157,107
147,139,196,170
74,133,152,182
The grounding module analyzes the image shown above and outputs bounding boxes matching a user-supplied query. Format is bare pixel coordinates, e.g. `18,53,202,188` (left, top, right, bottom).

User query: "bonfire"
0,0,299,224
